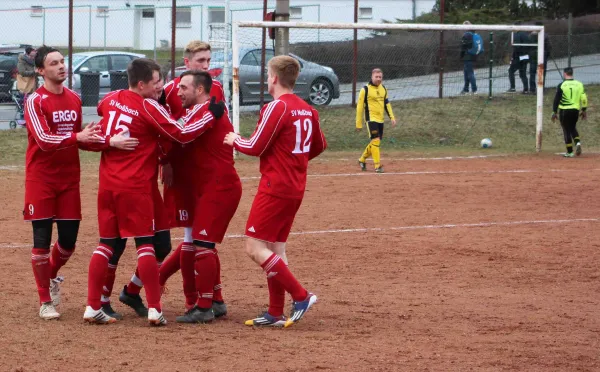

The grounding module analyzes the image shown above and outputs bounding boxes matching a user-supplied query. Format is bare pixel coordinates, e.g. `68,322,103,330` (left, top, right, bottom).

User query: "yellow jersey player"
356,68,396,173
551,67,588,157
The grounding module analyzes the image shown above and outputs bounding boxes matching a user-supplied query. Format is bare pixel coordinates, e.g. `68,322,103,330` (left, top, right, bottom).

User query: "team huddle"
23,40,326,327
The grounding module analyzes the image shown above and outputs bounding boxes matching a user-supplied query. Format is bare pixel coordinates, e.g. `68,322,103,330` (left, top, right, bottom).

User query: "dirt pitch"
1,153,599,372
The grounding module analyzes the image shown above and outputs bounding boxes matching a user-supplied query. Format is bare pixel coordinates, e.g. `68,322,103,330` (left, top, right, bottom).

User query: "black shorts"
367,122,384,139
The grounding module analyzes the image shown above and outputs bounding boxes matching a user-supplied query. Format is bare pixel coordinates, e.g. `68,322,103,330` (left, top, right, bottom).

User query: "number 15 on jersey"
105,110,132,138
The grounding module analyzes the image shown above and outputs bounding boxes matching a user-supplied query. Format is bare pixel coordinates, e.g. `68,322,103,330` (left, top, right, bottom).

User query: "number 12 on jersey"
105,110,132,137
292,118,313,154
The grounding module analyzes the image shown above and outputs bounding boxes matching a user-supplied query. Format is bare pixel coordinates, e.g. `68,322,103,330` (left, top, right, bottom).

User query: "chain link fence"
0,2,598,148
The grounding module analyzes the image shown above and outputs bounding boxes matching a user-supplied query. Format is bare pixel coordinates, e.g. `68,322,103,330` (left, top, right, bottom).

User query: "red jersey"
182,101,238,193
96,89,216,193
233,94,327,199
24,86,89,183
163,78,226,183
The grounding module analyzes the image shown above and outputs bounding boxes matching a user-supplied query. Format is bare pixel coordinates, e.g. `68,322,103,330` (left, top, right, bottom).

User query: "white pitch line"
237,168,600,181
4,217,594,249
327,154,511,162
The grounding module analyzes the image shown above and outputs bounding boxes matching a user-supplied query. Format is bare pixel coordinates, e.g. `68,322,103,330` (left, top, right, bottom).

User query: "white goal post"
231,21,546,151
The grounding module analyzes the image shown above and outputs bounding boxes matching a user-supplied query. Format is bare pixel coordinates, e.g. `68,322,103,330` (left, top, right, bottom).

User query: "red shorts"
97,189,154,239
193,182,242,243
23,180,81,221
152,183,170,232
245,192,303,243
163,183,195,229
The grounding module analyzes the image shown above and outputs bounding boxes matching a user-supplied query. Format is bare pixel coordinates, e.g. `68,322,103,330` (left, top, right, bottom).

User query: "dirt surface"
1,153,599,372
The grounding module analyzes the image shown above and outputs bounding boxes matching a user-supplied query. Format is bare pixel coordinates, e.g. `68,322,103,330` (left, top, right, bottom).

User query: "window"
264,49,275,62
359,7,373,19
176,7,191,28
97,6,109,18
290,7,302,19
110,55,132,71
142,8,155,19
31,6,43,17
79,56,109,73
208,8,225,24
240,52,258,66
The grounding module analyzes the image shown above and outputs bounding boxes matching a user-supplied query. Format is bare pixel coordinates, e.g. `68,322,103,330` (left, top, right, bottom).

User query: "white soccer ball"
480,138,492,148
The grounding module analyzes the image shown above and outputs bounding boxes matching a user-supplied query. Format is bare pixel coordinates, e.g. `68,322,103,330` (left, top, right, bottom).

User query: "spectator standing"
507,22,530,94
460,21,480,95
528,22,552,92
17,47,38,100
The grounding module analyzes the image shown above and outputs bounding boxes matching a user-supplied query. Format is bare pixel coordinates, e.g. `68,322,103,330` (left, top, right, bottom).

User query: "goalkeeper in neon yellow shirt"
356,68,396,173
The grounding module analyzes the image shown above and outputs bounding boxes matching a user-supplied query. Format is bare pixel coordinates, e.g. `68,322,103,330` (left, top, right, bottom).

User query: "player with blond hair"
224,55,327,327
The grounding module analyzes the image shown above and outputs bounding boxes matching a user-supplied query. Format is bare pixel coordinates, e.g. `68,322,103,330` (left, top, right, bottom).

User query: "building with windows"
0,1,435,49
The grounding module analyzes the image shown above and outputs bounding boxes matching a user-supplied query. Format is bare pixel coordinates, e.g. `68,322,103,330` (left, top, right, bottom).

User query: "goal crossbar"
231,22,546,152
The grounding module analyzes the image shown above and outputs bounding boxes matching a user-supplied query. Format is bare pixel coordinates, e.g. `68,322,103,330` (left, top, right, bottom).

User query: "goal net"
230,22,546,153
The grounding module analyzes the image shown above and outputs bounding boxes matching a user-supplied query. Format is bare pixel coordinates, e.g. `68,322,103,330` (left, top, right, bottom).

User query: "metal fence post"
88,5,92,50
438,0,445,99
42,8,46,45
103,11,107,50
154,6,157,60
567,12,572,68
488,32,494,99
351,0,358,107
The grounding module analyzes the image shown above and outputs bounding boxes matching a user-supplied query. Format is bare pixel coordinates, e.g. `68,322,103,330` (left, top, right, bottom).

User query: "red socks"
87,244,113,310
194,248,217,309
158,242,182,286
261,253,308,303
135,245,161,312
126,268,142,295
101,263,117,304
31,248,51,304
213,249,224,303
267,275,286,317
180,243,197,307
49,241,74,279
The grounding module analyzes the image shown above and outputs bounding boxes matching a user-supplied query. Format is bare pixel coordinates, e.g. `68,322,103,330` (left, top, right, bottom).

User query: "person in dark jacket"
507,23,530,94
528,21,552,92
460,21,477,95
17,47,38,96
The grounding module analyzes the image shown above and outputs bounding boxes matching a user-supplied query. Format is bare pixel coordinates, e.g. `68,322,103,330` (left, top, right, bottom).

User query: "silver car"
64,51,145,97
174,48,340,106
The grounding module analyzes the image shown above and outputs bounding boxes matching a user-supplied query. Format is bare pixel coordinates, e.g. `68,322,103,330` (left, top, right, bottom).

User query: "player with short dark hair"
83,58,226,325
99,72,172,320
552,67,588,157
134,40,228,316
173,70,242,323
224,55,327,328
24,45,135,320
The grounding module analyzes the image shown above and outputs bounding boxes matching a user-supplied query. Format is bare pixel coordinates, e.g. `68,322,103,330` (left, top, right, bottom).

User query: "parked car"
64,51,145,97
170,48,340,106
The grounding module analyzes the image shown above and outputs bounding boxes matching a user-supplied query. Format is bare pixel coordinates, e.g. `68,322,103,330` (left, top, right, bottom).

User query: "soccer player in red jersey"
24,46,136,320
134,40,228,314
99,73,173,320
224,55,327,327
84,58,226,325
171,70,242,323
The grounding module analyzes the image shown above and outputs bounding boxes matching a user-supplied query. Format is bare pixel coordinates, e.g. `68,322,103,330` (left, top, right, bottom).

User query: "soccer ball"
480,138,492,148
